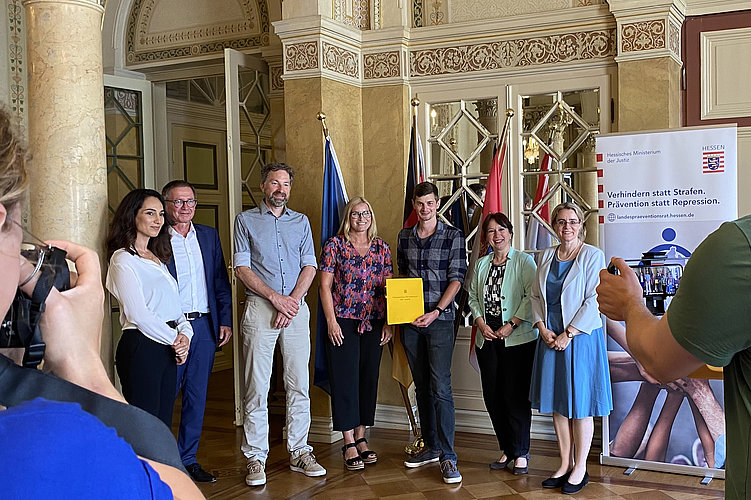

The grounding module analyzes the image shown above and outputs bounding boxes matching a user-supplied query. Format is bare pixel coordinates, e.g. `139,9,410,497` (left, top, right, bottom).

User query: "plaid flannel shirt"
397,221,467,320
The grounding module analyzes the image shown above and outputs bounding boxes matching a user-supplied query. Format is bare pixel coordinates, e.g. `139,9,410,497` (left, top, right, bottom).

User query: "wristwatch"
435,306,445,315
508,319,519,330
566,329,574,339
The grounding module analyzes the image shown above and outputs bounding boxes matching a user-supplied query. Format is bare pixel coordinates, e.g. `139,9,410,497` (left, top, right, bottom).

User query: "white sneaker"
245,459,266,486
290,451,327,477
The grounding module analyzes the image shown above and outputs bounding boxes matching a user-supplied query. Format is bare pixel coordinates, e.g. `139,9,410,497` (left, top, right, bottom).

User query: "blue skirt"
529,326,613,419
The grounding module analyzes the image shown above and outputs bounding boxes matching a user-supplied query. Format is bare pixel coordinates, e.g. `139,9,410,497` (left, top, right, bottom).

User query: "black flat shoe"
355,437,377,464
513,454,530,475
541,470,571,489
342,443,365,471
489,455,512,470
186,463,216,483
562,471,589,494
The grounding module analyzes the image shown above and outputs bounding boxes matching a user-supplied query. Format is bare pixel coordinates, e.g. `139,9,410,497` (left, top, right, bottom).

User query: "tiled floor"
183,371,724,499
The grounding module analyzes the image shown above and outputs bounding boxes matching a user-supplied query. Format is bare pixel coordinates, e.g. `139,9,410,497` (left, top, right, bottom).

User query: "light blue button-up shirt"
233,202,317,297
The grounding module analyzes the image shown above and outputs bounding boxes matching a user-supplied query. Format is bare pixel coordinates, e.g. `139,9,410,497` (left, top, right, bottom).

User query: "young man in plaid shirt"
397,181,467,484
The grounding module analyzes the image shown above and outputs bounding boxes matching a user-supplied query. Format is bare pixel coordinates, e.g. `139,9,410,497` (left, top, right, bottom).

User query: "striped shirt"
397,221,467,320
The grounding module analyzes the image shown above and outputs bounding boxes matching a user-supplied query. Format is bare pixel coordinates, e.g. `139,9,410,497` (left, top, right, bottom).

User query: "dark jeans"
116,328,177,428
326,317,384,431
402,320,457,462
475,314,536,459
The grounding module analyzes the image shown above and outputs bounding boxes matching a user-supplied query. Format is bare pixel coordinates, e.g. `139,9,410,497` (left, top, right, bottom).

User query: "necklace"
557,240,582,262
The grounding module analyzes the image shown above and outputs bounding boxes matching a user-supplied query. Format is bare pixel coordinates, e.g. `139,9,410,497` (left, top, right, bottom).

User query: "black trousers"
325,317,384,431
475,314,536,459
116,328,177,428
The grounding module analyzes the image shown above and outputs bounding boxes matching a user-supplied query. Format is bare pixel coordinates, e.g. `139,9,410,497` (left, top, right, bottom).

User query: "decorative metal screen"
105,87,144,216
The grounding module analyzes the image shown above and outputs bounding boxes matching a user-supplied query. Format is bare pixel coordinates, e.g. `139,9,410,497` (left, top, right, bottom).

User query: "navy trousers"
175,315,216,466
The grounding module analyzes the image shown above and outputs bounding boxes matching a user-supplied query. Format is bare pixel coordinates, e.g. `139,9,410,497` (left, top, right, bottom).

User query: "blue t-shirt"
0,398,173,499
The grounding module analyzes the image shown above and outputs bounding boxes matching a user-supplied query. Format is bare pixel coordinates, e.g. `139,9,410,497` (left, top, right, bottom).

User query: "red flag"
467,136,507,372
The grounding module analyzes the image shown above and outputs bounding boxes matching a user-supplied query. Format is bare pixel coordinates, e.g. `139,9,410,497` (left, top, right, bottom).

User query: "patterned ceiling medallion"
620,19,666,53
285,42,319,72
363,51,400,79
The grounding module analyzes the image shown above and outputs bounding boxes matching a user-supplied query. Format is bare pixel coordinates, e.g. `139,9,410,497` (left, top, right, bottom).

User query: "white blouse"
106,248,193,345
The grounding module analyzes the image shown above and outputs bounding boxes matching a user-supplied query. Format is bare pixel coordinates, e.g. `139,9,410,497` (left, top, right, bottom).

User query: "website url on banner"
614,213,695,221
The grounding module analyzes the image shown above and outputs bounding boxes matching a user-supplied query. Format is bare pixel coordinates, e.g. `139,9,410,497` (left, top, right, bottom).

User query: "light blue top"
233,202,317,296
467,247,538,348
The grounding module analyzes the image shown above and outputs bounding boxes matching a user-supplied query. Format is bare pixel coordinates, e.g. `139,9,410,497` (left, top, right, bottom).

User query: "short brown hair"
261,162,295,184
413,181,438,200
482,212,513,237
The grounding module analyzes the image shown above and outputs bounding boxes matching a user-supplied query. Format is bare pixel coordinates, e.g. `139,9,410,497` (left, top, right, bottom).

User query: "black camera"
0,245,70,367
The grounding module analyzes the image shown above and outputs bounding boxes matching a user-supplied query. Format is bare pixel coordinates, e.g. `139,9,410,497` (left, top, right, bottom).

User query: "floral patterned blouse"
319,235,392,333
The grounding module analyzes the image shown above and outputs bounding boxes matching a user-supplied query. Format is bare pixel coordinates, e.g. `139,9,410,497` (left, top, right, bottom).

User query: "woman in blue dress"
529,202,612,494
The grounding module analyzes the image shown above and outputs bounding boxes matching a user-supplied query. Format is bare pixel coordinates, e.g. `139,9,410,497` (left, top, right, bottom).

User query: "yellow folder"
386,278,424,325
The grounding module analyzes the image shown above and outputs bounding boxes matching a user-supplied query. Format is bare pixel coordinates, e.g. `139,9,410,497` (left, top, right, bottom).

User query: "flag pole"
317,112,329,138
410,98,420,182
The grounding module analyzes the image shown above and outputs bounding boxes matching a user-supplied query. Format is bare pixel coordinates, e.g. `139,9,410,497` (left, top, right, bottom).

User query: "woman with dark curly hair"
106,189,193,427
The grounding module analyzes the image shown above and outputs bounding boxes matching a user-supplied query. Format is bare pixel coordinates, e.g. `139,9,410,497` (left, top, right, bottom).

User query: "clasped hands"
539,325,571,351
270,292,300,329
479,322,514,341
173,333,190,365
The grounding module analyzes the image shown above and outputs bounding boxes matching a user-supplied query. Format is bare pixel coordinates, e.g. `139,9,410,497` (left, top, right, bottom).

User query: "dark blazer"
167,223,233,342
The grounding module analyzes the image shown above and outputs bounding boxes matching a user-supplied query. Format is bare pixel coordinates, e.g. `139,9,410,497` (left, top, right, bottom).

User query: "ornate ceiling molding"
608,0,685,63
125,0,269,68
274,8,616,88
409,28,616,77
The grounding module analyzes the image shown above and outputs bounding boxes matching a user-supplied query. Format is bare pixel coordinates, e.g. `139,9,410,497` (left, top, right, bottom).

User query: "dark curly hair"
106,189,172,263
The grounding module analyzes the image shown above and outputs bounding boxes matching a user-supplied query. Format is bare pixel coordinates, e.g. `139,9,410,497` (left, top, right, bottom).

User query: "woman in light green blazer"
468,212,538,474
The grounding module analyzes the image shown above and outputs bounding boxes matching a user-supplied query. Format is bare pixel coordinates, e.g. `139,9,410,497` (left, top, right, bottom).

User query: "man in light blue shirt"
233,162,325,487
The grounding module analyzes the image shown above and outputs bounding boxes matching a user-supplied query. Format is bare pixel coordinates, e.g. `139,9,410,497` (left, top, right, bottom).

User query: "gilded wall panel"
620,19,666,53
363,51,400,79
285,41,319,71
126,0,269,66
322,42,359,78
409,28,615,76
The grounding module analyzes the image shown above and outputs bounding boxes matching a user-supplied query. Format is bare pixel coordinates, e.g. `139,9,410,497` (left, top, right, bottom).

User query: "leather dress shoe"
186,463,216,483
562,471,589,494
541,470,571,489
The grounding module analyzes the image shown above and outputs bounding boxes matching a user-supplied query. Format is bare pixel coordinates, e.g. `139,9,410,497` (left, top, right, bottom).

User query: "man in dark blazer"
163,180,233,483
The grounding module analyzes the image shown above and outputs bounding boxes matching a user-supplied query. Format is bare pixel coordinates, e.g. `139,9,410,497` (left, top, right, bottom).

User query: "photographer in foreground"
597,216,751,500
0,107,203,499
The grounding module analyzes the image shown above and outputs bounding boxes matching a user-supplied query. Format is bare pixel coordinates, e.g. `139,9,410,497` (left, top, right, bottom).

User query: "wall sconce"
523,137,540,164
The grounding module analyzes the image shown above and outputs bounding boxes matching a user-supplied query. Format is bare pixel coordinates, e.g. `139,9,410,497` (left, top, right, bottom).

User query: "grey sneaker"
290,451,327,477
245,459,266,486
404,448,441,468
440,459,462,484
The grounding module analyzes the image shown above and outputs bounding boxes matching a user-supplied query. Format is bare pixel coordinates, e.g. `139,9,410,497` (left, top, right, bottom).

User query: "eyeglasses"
350,210,372,219
554,219,581,227
10,219,52,287
165,199,197,208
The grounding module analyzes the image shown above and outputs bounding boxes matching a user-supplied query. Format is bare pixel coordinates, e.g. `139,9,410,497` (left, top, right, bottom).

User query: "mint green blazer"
467,247,538,349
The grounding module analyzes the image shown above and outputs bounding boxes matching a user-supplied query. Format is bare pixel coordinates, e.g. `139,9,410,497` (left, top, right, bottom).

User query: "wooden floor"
179,370,725,499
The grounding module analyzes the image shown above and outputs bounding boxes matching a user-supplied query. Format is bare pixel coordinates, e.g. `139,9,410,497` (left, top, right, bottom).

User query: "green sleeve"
668,221,751,367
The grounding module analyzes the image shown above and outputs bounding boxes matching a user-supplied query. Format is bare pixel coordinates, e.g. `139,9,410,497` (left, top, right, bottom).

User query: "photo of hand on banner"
606,319,726,469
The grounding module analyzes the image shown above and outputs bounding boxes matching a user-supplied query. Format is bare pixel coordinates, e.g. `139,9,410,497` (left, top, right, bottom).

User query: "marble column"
23,0,110,369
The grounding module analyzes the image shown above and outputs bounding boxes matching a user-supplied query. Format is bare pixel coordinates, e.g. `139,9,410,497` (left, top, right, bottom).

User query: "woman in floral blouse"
320,197,393,471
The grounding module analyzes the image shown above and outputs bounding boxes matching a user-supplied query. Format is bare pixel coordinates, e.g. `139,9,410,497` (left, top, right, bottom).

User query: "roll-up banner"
596,125,737,479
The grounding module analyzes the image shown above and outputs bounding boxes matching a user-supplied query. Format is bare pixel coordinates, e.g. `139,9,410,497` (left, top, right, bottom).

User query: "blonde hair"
0,106,28,229
338,197,378,243
551,201,587,240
